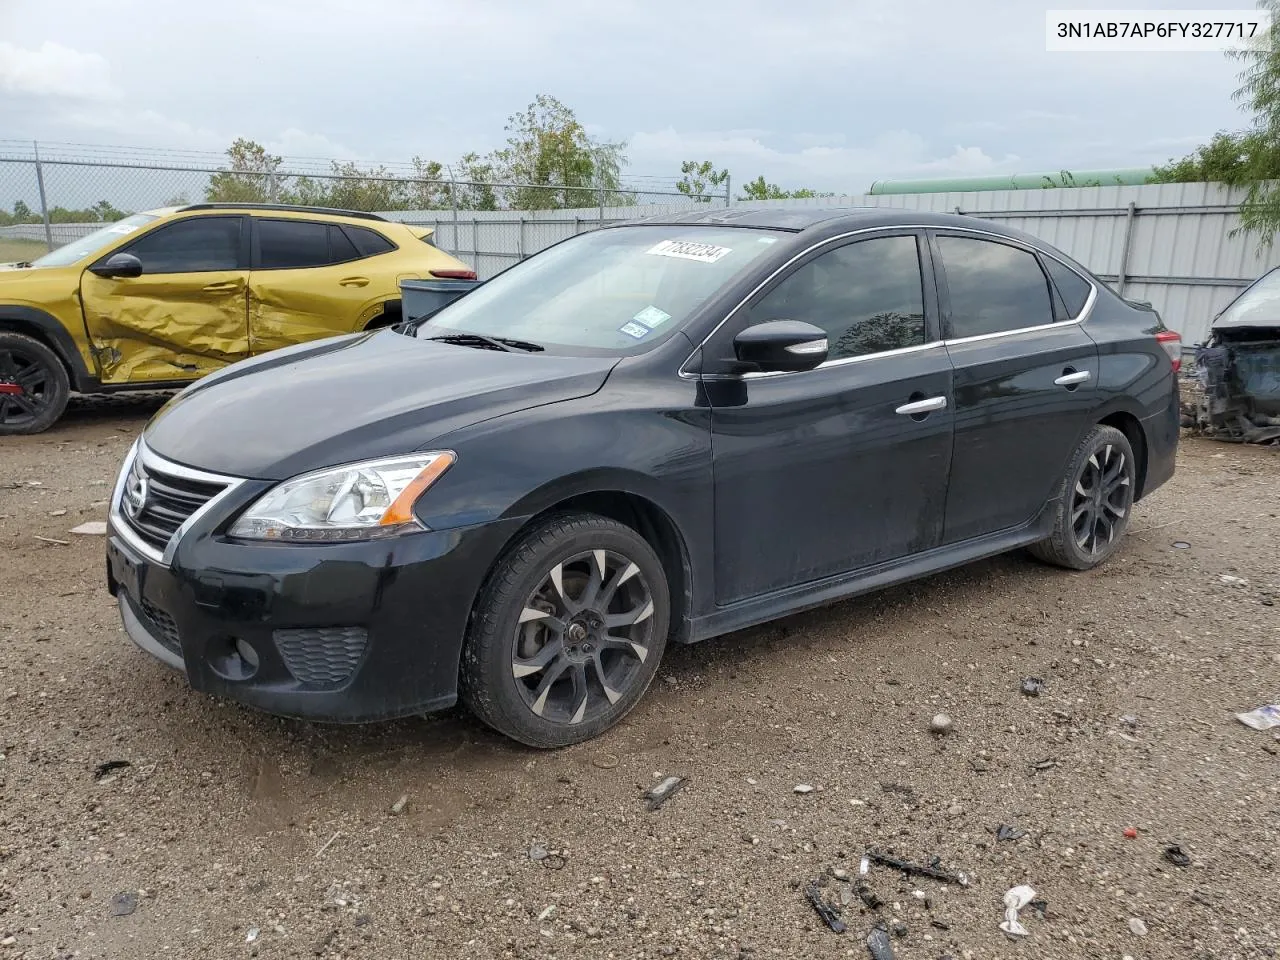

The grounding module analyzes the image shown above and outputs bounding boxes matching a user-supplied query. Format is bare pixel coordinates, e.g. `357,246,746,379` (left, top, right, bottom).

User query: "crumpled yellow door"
248,263,382,356
80,270,251,384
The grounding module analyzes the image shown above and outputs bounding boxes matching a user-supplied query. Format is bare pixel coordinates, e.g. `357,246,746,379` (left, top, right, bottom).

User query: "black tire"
460,512,671,748
0,332,70,436
1029,424,1136,570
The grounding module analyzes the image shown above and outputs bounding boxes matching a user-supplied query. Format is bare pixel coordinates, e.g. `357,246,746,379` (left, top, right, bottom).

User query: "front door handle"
895,396,948,416
340,276,370,287
202,281,239,292
1054,370,1092,387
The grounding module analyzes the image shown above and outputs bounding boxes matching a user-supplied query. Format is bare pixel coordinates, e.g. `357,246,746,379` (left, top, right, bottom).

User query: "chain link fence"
0,140,724,269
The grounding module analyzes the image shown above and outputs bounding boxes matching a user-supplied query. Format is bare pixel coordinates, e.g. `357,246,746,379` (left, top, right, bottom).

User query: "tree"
491,94,629,210
676,160,730,202
12,200,33,222
205,138,282,203
1150,2,1280,243
737,175,831,201
91,200,126,221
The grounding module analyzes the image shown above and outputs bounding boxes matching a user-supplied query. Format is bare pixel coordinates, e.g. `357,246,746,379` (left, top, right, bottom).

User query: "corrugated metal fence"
384,182,1280,346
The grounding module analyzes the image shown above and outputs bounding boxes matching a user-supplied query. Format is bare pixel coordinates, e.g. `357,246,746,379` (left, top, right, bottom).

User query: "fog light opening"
208,637,260,681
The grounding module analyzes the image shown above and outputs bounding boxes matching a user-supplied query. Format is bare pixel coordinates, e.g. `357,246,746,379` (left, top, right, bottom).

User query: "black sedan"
106,207,1181,747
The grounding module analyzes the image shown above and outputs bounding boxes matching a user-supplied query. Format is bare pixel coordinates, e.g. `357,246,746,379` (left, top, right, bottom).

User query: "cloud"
0,41,120,101
266,128,362,162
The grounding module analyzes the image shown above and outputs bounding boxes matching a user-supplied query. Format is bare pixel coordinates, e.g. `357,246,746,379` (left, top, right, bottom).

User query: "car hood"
143,330,617,480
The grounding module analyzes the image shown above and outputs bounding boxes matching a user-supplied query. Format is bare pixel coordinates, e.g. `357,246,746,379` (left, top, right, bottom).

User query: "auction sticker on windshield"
633,305,672,329
646,239,732,263
619,321,649,339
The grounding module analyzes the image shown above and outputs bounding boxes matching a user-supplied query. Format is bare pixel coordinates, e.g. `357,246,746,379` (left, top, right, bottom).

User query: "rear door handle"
202,281,239,292
340,276,370,287
895,396,948,416
1054,370,1091,387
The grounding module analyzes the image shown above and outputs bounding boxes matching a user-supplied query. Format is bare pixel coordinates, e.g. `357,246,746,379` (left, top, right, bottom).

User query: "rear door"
247,218,389,354
705,230,954,604
932,231,1099,543
79,216,249,384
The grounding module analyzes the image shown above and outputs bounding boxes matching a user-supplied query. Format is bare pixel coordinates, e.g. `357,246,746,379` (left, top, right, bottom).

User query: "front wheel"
0,332,70,436
460,512,670,748
1030,424,1136,570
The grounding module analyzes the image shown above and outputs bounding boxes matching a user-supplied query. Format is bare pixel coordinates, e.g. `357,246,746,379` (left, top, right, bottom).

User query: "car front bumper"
106,513,524,723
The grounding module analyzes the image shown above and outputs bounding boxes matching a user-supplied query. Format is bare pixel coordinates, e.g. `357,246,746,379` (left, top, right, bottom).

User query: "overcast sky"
0,0,1256,192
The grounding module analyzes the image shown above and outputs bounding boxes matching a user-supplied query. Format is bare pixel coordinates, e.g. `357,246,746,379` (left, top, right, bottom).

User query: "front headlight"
228,452,455,542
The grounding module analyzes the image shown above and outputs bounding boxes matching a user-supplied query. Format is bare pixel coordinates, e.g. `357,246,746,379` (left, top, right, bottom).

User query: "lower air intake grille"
139,597,182,656
273,626,368,686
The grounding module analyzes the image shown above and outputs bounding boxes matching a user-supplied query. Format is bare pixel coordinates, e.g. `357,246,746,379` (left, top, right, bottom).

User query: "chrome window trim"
109,438,247,567
679,223,1098,381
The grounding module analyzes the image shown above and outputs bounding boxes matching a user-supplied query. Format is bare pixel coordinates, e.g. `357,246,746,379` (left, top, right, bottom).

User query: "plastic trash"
644,776,686,811
866,925,897,960
805,882,846,934
999,884,1036,937
1235,705,1280,731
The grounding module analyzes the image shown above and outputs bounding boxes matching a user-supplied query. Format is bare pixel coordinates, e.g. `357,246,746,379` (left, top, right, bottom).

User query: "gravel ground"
1,406,1278,960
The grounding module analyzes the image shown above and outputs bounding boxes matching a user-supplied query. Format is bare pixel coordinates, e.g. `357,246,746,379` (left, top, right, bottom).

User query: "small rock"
71,521,108,536
109,891,138,917
538,905,556,922
48,508,67,517
947,804,964,816
1220,574,1248,585
246,928,260,943
969,758,990,772
831,868,850,881
0,936,15,947
389,794,409,816
1021,677,1046,697
794,784,814,794
929,713,953,735
1120,714,1139,729
1128,917,1149,937
529,844,549,862
1171,541,1190,549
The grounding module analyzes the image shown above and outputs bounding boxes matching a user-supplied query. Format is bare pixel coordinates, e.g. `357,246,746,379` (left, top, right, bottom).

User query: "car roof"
161,203,390,223
628,205,1028,238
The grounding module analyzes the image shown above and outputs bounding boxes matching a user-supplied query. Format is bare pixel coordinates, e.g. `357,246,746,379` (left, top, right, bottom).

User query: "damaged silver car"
1192,266,1280,444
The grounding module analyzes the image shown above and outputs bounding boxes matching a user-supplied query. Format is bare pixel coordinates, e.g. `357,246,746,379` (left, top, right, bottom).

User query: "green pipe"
867,168,1155,195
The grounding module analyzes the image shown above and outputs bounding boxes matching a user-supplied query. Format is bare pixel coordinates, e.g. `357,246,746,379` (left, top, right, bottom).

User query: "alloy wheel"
511,549,656,726
0,347,54,428
1070,442,1132,554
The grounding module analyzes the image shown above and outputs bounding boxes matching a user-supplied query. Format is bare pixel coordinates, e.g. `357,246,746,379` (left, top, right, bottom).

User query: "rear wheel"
0,332,70,435
1029,424,1136,570
460,512,670,748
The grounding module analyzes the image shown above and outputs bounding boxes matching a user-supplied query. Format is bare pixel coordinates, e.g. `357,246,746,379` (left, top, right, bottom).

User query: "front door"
704,231,954,605
248,218,383,354
930,231,1100,543
80,216,250,384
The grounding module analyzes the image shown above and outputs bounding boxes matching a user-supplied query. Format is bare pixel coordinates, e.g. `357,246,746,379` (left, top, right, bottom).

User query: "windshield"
1217,268,1280,329
419,225,782,353
31,213,160,268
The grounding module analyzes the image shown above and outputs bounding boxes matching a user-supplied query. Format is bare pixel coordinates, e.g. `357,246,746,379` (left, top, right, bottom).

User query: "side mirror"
734,320,829,373
90,252,143,279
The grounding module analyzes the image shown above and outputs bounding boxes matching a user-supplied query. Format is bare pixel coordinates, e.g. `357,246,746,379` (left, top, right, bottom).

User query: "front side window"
420,226,781,353
122,217,242,273
751,236,926,359
937,236,1054,338
257,219,331,269
32,213,160,268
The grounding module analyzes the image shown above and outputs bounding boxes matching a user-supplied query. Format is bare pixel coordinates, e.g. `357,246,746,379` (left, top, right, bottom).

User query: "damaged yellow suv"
0,204,476,434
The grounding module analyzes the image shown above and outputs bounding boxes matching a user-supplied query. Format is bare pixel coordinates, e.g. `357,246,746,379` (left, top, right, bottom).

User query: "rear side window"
257,219,331,269
343,225,396,257
1043,257,1092,317
328,225,359,263
124,217,242,273
937,236,1054,338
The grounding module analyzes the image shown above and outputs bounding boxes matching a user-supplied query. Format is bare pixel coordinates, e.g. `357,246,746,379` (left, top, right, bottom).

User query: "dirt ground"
1,401,1278,960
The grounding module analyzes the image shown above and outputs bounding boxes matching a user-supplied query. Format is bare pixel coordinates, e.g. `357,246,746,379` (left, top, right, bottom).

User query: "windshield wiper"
425,333,544,353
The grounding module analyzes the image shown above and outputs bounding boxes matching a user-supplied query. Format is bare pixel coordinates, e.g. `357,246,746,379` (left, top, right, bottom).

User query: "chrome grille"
118,452,228,555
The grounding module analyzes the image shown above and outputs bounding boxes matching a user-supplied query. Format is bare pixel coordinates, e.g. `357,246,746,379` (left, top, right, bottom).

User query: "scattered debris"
890,921,908,938
1021,677,1047,697
1028,898,1049,918
1120,714,1139,729
866,924,897,960
1220,574,1249,585
48,508,67,517
794,783,815,794
931,920,951,931
858,854,870,876
70,521,108,536
592,753,619,769
865,850,967,886
804,882,846,933
537,905,556,922
929,713,953,736
855,883,884,909
1163,844,1192,867
1172,541,1191,549
315,832,340,857
529,844,549,862
644,776,686,811
880,783,915,797
33,535,69,546
1128,917,1149,937
999,884,1036,937
1236,705,1280,731
1124,827,1139,839
246,927,260,943
109,891,138,917
94,759,131,781
1031,758,1058,772
389,794,409,816
995,824,1026,842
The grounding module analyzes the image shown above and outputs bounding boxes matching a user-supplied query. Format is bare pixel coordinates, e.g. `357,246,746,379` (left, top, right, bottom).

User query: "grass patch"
0,238,50,263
